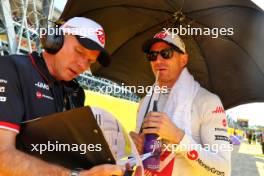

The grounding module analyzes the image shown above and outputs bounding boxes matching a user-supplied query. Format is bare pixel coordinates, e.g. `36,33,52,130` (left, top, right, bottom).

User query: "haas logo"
95,29,105,45
187,150,199,160
212,106,225,114
154,31,167,39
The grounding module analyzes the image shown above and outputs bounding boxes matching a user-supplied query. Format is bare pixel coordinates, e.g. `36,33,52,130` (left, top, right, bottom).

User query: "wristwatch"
70,169,80,176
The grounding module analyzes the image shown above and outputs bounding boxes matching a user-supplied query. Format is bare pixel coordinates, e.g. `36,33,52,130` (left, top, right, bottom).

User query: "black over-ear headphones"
41,20,64,54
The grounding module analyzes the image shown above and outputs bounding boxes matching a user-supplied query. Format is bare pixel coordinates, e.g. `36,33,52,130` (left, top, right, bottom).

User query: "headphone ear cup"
41,27,64,54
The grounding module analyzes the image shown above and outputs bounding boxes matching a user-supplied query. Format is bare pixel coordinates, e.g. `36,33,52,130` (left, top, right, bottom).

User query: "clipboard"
16,106,116,169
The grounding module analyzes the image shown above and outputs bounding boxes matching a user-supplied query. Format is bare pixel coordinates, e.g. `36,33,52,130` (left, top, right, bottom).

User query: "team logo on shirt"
0,86,5,93
215,128,227,132
0,79,7,84
197,159,225,176
35,91,53,100
187,150,199,160
0,96,7,102
36,91,43,99
215,135,231,143
0,82,7,102
212,106,225,114
222,119,227,127
34,82,49,91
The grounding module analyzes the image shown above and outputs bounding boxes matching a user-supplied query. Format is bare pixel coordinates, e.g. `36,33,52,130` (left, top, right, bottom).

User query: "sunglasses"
146,47,183,62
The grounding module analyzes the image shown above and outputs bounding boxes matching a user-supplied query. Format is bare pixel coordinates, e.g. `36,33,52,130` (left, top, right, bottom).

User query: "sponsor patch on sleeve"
0,86,5,93
0,96,7,102
215,135,231,143
212,106,225,114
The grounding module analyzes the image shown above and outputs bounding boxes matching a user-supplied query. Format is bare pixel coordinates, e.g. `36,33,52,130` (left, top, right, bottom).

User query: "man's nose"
154,54,164,64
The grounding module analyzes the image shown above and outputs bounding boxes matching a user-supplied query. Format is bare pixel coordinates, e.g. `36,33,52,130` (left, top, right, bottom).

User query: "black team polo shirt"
0,52,85,133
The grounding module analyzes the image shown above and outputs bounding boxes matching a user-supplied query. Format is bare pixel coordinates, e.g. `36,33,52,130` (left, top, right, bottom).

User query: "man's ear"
180,54,188,68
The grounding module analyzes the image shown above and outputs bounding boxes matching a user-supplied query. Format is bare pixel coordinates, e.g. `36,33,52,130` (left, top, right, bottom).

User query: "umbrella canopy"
60,0,264,109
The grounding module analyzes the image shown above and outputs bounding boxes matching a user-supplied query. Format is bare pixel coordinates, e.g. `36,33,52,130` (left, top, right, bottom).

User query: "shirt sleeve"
175,94,231,176
0,56,24,133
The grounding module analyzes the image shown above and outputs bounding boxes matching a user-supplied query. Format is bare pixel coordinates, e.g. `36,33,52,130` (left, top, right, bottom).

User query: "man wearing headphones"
0,17,124,176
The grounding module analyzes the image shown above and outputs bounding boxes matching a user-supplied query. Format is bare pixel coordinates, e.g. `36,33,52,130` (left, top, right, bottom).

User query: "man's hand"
0,128,127,176
129,132,144,154
80,164,124,176
0,128,70,176
142,112,185,144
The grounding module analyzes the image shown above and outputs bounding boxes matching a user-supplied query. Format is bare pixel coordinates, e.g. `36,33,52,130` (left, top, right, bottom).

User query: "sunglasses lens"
146,52,158,61
160,48,173,59
146,48,174,61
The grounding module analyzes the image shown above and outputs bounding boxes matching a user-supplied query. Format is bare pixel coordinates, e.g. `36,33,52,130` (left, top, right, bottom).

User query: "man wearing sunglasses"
130,31,231,176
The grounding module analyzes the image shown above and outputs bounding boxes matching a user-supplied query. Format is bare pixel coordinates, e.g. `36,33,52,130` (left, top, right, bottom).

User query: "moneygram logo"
187,150,199,160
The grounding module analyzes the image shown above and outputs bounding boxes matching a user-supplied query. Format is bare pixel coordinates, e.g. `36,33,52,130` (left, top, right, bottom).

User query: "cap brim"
142,38,184,54
76,36,111,67
142,38,167,53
